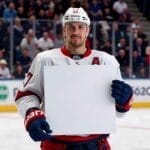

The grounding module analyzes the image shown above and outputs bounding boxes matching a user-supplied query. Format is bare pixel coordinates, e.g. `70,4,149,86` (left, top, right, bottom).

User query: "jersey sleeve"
15,54,44,117
110,55,122,80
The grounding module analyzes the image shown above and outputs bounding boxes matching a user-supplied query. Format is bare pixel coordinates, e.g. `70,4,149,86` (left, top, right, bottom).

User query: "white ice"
0,109,150,150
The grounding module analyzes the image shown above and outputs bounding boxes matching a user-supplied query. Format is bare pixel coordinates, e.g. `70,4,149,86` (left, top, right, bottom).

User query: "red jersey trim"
53,134,104,143
116,96,133,111
15,90,41,103
24,109,45,130
61,46,92,58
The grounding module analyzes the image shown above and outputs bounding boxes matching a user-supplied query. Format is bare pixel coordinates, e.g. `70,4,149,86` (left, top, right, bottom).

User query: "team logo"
92,57,100,65
73,8,79,13
0,85,9,101
72,55,81,60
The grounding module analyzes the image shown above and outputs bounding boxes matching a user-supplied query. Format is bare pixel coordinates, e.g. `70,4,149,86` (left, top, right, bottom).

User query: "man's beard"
69,41,83,48
68,35,85,48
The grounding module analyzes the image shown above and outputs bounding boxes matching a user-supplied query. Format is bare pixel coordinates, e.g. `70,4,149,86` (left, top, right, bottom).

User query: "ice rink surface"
0,109,150,150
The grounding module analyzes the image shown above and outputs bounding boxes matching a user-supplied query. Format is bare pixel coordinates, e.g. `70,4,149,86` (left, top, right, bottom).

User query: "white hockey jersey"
15,47,122,117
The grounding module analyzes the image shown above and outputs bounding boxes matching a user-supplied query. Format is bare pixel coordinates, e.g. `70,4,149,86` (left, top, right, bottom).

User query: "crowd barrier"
0,79,150,112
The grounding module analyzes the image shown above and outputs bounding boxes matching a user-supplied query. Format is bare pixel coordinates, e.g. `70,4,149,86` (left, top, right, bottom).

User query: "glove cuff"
116,95,134,112
24,108,45,131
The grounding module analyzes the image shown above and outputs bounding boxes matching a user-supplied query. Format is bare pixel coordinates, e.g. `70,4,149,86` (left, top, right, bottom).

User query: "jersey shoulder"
37,48,61,59
30,48,61,66
92,50,119,66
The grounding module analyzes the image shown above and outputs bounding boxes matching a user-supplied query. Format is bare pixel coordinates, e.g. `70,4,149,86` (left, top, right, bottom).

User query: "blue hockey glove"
111,80,133,106
24,108,52,141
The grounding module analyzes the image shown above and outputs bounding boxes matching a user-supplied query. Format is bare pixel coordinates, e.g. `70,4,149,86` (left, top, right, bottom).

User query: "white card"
44,65,117,135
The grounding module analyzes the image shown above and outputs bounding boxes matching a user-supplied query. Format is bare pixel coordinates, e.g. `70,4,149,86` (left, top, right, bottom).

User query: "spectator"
135,28,147,41
45,28,55,42
3,2,17,22
13,64,25,79
102,0,113,10
136,67,147,78
133,37,146,57
20,29,39,58
23,15,41,37
17,6,26,18
116,48,129,72
103,7,114,21
131,18,141,30
37,9,47,19
102,0,114,21
131,19,148,41
100,21,110,42
132,50,144,74
112,22,129,47
0,59,11,79
13,17,24,47
96,21,110,48
33,0,44,18
116,38,129,52
118,8,131,23
54,33,64,48
38,31,54,51
122,65,136,78
54,1,65,17
53,14,63,35
113,0,128,20
43,0,55,11
101,40,112,54
16,47,32,73
44,1,55,20
89,0,103,21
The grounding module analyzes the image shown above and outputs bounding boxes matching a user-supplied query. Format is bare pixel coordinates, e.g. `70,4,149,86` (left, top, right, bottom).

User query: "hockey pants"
40,136,110,150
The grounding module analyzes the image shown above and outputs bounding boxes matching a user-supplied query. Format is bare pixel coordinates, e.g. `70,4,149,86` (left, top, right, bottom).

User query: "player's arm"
15,54,52,141
15,55,43,117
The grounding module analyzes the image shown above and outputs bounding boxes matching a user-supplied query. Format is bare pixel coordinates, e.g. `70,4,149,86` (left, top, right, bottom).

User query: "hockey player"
15,7,133,150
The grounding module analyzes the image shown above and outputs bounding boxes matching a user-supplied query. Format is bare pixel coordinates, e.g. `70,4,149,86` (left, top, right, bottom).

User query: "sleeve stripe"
15,90,42,103
116,96,134,112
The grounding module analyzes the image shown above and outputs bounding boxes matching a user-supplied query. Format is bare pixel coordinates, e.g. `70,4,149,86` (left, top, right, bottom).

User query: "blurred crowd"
0,0,150,79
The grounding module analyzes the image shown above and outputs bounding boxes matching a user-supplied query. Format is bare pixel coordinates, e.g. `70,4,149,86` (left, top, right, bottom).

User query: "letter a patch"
92,57,100,65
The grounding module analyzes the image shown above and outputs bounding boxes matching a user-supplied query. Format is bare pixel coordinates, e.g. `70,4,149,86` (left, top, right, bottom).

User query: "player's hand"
24,108,52,141
111,80,133,106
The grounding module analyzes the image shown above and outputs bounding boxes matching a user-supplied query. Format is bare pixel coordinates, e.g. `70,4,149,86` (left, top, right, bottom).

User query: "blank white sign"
44,65,117,135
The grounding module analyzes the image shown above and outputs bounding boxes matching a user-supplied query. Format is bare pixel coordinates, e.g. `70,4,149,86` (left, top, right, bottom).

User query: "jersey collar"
61,46,92,58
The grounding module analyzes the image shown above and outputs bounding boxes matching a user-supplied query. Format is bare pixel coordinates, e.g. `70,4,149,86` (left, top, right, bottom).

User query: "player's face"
63,22,89,48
